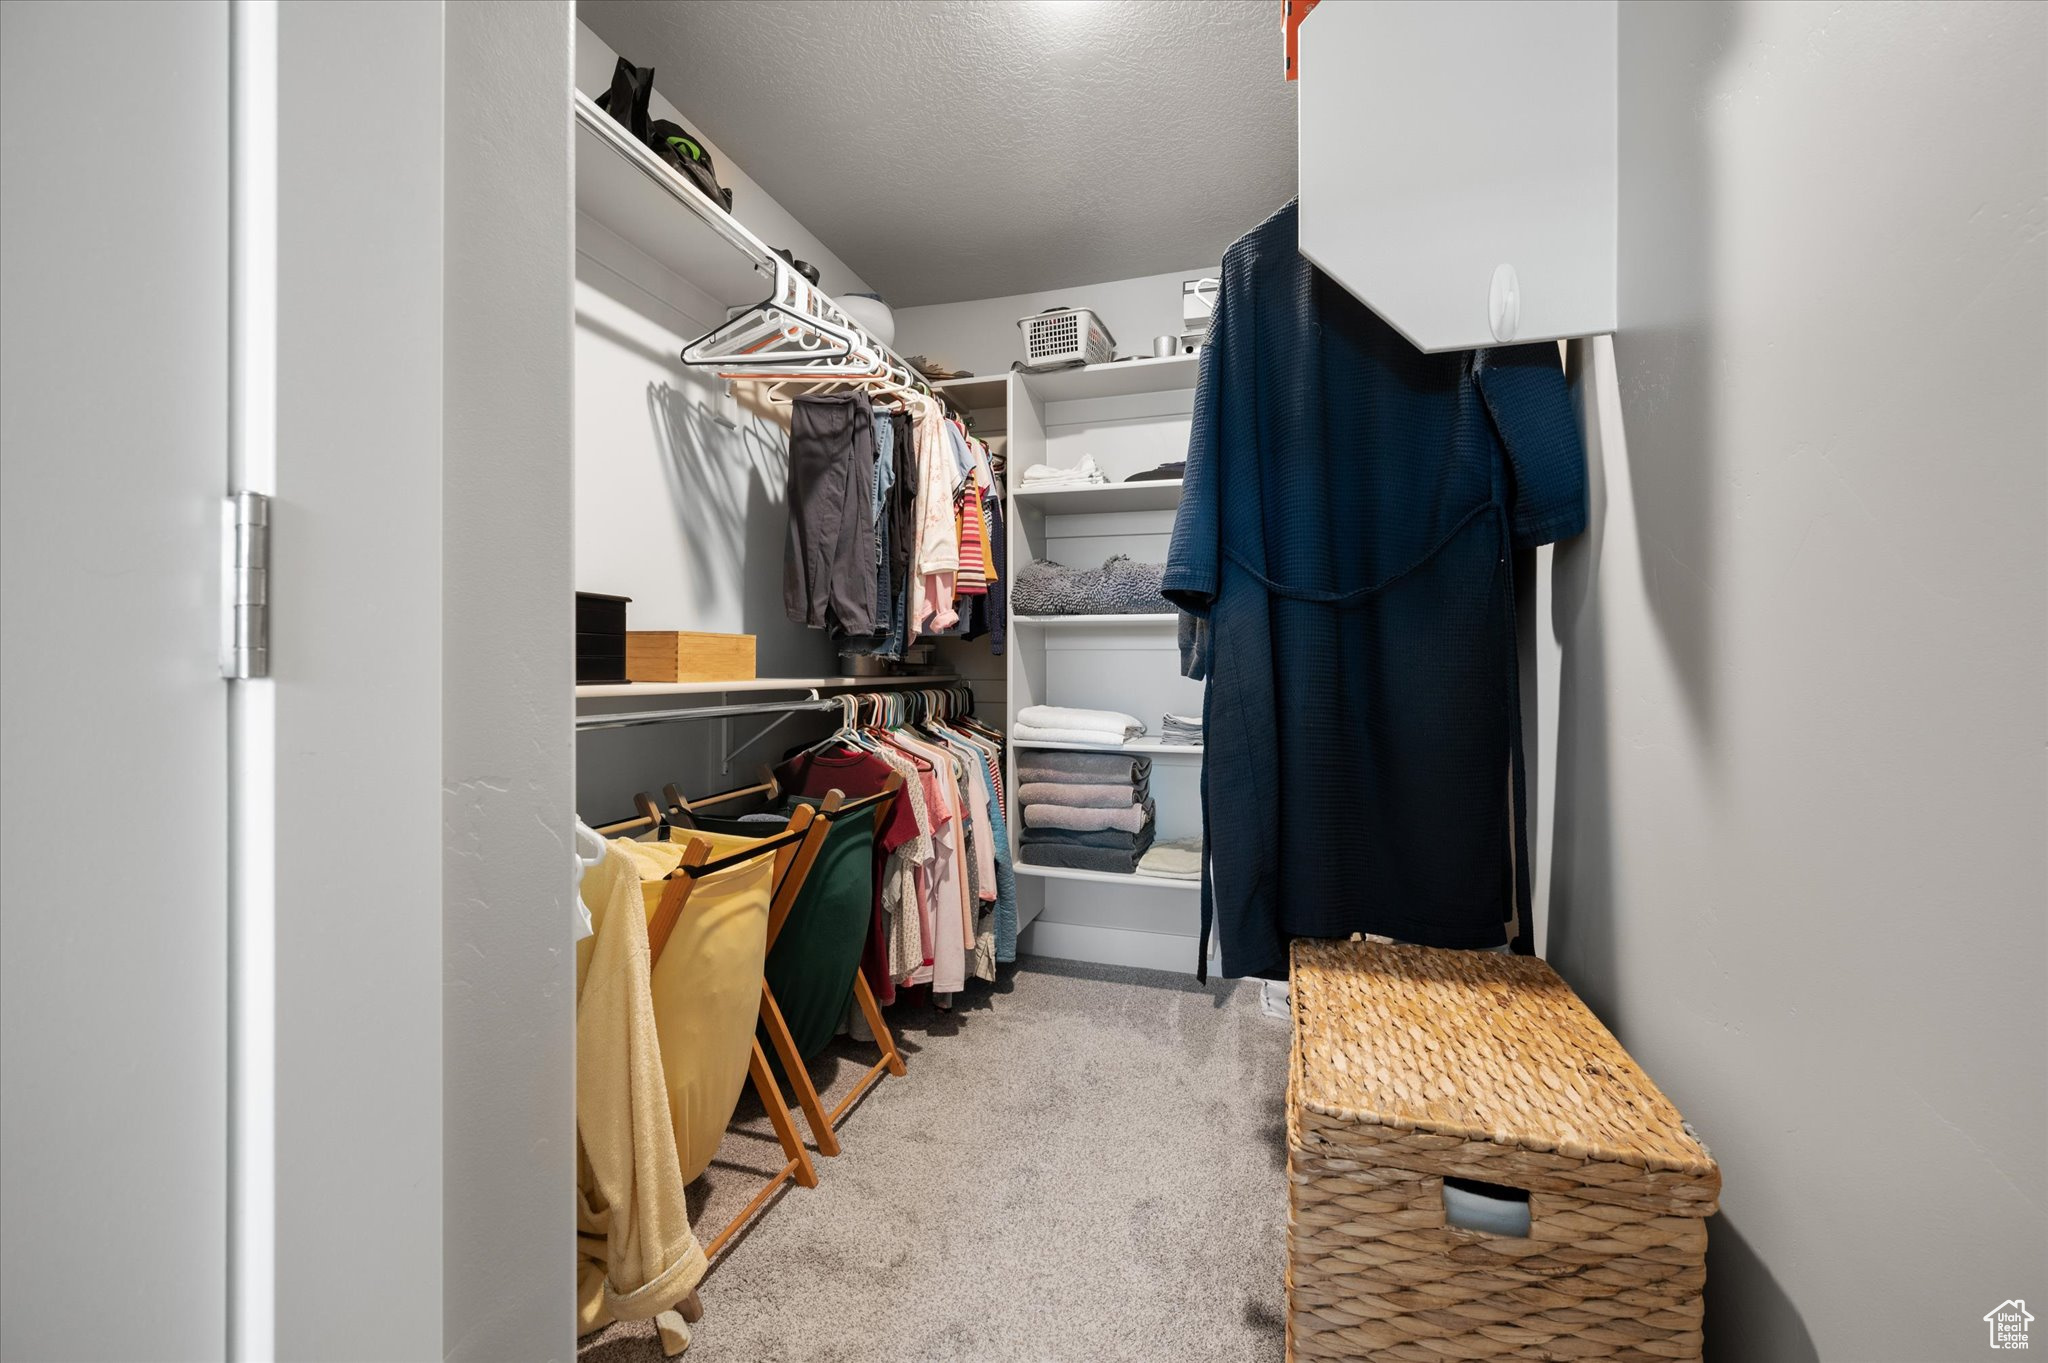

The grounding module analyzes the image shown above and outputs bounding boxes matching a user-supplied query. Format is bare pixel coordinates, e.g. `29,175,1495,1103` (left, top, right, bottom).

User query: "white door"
0,2,232,1358
2,3,448,1359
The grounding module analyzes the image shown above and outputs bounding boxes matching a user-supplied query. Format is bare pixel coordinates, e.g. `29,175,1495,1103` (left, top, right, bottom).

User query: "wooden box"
1286,940,1720,1362
626,631,756,684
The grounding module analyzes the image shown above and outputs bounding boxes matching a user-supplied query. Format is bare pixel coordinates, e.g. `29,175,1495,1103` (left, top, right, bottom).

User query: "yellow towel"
574,848,704,1335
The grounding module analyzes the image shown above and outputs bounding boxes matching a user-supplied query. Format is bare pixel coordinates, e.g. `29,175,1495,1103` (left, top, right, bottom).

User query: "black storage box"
576,592,630,684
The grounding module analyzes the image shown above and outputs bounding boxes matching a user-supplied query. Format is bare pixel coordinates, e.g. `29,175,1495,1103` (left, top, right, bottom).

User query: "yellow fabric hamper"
610,834,777,1182
1286,939,1721,1363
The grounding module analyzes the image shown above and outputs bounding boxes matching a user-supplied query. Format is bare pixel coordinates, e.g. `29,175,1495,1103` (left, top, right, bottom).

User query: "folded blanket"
1020,842,1149,875
1136,837,1202,880
1018,779,1146,809
1011,556,1172,617
1019,824,1155,851
1013,725,1134,748
1024,799,1153,833
1016,751,1153,785
1016,705,1143,737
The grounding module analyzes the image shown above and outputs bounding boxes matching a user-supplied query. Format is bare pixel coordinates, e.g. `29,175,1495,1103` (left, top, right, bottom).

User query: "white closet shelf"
1014,864,1201,892
577,674,958,702
573,90,768,311
1012,738,1203,757
1011,613,1179,627
929,374,1009,411
1012,479,1184,514
1018,353,1200,403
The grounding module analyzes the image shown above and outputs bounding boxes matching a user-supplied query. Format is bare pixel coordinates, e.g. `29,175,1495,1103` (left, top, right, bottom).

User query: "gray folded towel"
1017,825,1153,851
1016,751,1153,785
1020,842,1150,875
1017,779,1147,808
1023,799,1154,833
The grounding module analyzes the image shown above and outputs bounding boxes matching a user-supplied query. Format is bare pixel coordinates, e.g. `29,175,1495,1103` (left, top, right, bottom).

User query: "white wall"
894,266,1218,381
269,4,448,1356
573,21,870,817
444,5,576,1360
1544,4,2047,1359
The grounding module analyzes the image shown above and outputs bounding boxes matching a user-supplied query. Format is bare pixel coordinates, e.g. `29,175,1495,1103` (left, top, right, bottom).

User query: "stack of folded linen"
1160,712,1203,745
1016,749,1155,874
1137,836,1202,881
1012,704,1144,747
1020,455,1109,488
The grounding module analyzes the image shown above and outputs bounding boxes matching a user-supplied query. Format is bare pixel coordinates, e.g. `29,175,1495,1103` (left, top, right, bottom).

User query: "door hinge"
222,491,270,680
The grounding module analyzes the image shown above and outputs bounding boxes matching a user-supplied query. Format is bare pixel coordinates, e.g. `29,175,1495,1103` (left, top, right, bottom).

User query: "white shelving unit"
1012,613,1178,628
999,357,1208,975
1011,738,1202,757
1013,479,1184,515
1013,864,1200,892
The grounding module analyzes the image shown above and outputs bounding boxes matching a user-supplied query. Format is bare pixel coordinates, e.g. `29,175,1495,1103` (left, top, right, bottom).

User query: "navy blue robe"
1164,201,1586,980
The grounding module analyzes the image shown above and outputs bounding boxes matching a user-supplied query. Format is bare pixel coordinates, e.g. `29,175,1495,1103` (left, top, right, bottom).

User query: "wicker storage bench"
1286,940,1720,1362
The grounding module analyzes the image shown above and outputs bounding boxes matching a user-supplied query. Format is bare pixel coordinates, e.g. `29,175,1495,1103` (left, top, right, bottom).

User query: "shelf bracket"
719,688,824,773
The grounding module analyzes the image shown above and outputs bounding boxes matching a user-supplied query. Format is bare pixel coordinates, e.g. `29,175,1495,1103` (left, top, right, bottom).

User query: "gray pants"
783,393,877,633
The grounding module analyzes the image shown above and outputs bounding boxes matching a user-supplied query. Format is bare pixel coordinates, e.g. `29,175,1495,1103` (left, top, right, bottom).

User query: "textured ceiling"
578,0,1296,306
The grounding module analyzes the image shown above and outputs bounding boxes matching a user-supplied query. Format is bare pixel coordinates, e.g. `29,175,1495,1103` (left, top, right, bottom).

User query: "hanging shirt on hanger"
1165,199,1587,981
907,397,961,638
775,744,925,997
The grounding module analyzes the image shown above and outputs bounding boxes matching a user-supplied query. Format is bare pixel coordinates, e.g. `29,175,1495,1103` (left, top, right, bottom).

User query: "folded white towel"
1022,455,1108,485
1017,704,1143,737
1013,724,1133,748
1137,837,1203,880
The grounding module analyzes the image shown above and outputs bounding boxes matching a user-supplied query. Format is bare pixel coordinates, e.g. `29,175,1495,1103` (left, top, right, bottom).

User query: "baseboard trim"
1018,919,1214,974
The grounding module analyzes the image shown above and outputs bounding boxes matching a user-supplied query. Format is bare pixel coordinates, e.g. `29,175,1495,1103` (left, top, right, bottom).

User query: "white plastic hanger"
571,817,607,941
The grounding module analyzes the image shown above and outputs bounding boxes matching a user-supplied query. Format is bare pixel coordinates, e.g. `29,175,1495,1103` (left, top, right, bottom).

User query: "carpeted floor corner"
579,958,1292,1363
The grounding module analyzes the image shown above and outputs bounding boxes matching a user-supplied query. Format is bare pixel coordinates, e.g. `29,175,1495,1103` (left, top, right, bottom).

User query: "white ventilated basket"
1017,307,1115,368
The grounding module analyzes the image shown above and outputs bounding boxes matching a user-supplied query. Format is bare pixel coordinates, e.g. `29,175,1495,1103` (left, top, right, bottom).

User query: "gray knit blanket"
1012,556,1171,616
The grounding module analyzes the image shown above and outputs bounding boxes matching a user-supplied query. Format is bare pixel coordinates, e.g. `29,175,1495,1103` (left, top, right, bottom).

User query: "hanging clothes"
863,738,937,987
774,744,931,996
779,386,1006,662
875,726,972,992
1164,199,1587,981
783,393,878,634
907,395,960,638
834,406,898,657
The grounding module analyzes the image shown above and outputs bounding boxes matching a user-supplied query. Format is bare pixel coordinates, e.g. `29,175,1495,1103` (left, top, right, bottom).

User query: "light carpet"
579,958,1291,1363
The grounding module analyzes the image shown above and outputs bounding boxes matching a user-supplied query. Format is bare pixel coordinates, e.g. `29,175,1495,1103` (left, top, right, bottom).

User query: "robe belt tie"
1220,501,1500,604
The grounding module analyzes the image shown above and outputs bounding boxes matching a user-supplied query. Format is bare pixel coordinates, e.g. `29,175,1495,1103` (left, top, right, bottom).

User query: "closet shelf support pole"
719,688,824,773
